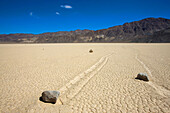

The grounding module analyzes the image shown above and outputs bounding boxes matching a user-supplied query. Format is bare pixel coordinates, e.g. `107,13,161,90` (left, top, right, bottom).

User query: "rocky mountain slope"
0,17,170,43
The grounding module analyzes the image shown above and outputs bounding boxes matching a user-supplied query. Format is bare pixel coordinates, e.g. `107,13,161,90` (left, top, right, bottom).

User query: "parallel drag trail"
58,53,113,105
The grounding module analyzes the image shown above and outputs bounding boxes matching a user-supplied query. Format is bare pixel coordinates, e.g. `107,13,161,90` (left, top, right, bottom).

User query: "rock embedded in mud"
41,91,60,104
89,49,93,53
136,73,149,81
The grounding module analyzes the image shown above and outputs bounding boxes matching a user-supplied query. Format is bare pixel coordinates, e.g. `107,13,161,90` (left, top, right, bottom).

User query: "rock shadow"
135,77,149,82
39,96,56,104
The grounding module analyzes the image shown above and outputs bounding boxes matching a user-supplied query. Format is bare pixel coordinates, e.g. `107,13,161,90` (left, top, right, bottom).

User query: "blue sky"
0,0,170,34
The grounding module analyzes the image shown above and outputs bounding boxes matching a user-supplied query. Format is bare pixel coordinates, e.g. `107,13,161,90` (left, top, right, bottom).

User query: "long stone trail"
58,53,113,104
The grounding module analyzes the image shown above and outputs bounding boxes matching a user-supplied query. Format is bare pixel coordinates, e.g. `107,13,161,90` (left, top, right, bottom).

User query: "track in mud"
135,55,170,97
58,53,113,104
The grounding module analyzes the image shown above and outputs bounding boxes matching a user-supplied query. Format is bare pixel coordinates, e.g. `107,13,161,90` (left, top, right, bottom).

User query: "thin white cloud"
60,5,72,9
30,12,33,16
56,12,60,15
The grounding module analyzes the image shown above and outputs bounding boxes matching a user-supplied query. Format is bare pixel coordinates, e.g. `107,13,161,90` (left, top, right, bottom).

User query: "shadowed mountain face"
0,17,170,43
132,27,170,43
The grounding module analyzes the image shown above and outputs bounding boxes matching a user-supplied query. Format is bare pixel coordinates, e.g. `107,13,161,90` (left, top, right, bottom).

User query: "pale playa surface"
0,43,170,113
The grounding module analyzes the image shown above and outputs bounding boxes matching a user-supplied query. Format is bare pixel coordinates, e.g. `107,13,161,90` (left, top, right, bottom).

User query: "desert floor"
0,43,170,113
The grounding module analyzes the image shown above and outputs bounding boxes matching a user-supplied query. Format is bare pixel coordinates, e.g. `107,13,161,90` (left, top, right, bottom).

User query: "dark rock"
136,73,149,81
41,91,60,104
89,49,93,53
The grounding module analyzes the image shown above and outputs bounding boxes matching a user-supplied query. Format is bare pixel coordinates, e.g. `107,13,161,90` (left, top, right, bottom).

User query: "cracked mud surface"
0,44,170,113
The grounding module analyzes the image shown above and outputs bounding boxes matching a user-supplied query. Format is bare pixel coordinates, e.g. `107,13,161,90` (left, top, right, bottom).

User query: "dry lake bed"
0,43,170,113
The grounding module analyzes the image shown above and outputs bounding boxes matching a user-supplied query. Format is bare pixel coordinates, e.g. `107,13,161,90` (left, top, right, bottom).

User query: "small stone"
41,91,60,104
136,73,149,81
89,49,93,53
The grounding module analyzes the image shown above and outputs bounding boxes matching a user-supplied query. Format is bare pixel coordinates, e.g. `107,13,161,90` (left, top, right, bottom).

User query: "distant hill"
0,17,170,43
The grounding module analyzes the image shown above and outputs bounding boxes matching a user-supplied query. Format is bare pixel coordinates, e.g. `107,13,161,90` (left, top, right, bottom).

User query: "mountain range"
0,17,170,43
